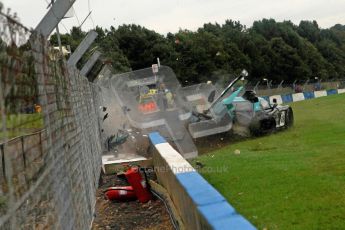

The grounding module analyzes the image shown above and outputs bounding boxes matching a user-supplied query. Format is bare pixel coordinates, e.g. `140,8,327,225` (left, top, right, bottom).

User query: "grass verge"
194,93,345,230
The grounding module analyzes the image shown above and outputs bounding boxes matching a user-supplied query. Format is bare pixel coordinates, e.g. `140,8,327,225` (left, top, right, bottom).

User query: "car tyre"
284,107,294,128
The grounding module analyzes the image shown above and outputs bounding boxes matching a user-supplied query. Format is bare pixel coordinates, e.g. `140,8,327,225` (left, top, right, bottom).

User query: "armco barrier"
149,132,256,230
268,88,345,105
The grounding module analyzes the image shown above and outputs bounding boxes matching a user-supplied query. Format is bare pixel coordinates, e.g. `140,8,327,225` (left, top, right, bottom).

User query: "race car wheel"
284,107,294,128
249,116,276,136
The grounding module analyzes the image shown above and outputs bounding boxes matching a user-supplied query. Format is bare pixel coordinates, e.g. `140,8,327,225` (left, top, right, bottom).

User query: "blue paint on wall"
326,89,338,95
281,94,293,103
176,172,256,229
176,172,225,206
303,91,315,99
149,132,257,230
148,132,167,145
199,202,255,229
198,201,236,220
209,215,256,230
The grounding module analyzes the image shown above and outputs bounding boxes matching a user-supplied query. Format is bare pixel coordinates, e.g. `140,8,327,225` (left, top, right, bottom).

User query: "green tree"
49,19,345,84
297,21,320,43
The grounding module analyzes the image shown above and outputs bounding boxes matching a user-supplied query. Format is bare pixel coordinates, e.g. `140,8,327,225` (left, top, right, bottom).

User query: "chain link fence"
246,79,345,96
0,3,103,229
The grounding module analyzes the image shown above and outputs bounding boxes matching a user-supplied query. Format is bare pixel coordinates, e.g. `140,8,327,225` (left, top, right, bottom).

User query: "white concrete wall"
314,90,327,98
292,93,305,102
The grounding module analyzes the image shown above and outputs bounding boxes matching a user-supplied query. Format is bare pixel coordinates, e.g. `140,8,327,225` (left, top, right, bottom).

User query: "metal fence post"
35,0,76,38
80,51,101,77
67,31,98,67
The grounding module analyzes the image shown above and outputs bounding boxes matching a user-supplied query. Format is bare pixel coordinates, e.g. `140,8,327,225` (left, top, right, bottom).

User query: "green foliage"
50,20,345,84
196,93,345,229
50,27,86,52
0,195,6,214
0,113,43,139
298,20,320,43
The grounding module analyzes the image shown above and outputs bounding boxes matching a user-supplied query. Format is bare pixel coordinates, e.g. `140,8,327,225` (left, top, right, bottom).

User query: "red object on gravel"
105,186,137,201
125,167,152,203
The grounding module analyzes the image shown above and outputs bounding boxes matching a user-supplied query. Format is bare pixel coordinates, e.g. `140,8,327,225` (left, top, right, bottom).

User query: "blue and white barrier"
292,92,305,102
268,88,345,104
338,88,345,94
281,94,293,103
327,89,338,95
303,91,314,99
149,132,256,230
314,90,327,98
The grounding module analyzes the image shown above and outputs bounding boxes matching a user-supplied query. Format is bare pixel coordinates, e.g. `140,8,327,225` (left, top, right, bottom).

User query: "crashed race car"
188,70,294,138
101,66,293,158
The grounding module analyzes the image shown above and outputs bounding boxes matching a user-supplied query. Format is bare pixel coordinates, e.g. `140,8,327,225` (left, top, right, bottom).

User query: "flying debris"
103,113,109,121
102,66,293,158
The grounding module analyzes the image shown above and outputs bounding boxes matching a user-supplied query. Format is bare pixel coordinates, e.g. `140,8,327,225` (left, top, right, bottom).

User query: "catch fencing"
246,80,345,96
0,3,103,229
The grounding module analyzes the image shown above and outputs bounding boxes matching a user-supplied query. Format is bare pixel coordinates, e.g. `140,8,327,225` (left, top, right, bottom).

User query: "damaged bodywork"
99,66,293,158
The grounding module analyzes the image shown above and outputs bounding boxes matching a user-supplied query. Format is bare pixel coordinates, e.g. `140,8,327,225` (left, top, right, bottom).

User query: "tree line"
51,19,345,85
